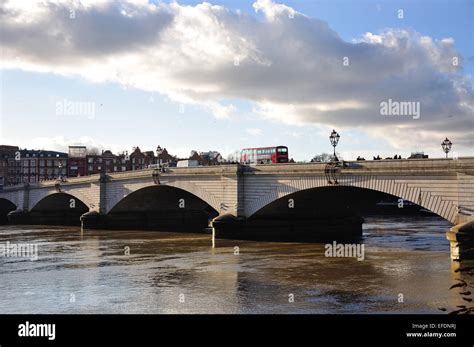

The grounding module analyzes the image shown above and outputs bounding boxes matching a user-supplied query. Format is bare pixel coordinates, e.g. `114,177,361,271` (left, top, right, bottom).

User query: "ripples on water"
0,215,472,314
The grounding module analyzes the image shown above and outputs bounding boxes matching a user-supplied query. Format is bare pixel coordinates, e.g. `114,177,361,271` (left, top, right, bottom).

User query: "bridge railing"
106,164,241,181
244,157,474,175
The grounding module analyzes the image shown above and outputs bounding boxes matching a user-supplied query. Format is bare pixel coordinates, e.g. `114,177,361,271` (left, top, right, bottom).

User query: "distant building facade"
18,149,68,183
67,146,87,177
156,146,176,166
87,150,120,174
130,147,147,170
2,144,180,184
199,151,223,166
0,145,20,186
188,151,203,166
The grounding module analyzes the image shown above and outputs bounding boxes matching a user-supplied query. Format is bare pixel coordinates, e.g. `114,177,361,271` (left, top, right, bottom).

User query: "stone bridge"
1,158,473,258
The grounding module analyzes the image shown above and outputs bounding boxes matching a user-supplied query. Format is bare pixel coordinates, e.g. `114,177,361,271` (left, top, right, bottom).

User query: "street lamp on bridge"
441,137,452,158
329,129,340,161
58,160,63,181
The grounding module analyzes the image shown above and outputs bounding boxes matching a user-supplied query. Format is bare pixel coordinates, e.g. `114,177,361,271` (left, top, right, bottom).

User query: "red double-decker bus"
240,146,289,164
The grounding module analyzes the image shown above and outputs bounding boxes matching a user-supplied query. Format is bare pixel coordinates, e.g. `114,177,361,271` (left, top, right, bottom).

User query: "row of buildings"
0,145,223,186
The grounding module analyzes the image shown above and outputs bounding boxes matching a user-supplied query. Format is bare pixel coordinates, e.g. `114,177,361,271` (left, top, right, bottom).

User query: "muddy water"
0,216,471,314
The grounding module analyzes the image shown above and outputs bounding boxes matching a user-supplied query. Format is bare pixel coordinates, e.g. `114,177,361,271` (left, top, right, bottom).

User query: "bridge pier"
446,221,474,261
80,210,214,232
211,214,364,242
80,211,102,229
7,209,84,226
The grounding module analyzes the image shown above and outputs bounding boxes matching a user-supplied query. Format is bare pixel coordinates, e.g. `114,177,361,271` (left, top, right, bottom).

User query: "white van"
177,160,199,167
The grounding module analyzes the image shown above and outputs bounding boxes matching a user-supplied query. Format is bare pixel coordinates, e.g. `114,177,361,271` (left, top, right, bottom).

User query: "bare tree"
87,147,100,156
311,152,342,162
226,150,241,163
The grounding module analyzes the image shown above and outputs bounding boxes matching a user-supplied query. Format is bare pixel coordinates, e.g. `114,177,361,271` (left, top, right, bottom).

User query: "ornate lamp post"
58,160,63,181
441,137,452,158
329,129,340,161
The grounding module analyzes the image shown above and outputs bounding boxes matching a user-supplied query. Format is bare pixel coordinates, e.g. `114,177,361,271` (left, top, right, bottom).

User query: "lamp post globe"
441,137,452,158
329,129,340,161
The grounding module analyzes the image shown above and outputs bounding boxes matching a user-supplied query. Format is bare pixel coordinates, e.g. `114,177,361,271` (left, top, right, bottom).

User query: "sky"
0,0,473,161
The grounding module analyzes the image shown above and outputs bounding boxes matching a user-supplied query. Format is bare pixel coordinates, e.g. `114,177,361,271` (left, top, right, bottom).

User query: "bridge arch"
29,187,97,212
30,192,90,213
246,176,457,223
108,184,219,215
106,180,221,215
106,184,219,231
0,197,16,209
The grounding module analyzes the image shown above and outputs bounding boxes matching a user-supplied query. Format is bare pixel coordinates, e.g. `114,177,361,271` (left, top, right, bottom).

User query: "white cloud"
253,0,296,21
246,128,263,136
1,0,472,152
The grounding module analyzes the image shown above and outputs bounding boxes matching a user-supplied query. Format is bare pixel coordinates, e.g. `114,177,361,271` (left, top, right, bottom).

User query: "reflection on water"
0,215,472,314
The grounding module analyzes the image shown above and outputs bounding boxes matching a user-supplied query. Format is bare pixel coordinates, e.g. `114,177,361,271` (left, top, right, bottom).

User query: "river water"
0,216,472,314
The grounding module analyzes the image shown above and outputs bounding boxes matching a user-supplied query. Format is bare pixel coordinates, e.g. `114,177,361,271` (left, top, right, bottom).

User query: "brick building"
0,145,20,186
87,150,120,174
143,150,156,168
67,146,87,177
156,146,176,166
200,151,223,166
17,149,68,183
130,147,147,170
2,145,177,183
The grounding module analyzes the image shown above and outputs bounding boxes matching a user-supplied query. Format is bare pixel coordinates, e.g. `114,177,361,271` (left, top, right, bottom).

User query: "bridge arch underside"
105,186,219,232
0,198,16,225
12,193,89,226
222,186,441,242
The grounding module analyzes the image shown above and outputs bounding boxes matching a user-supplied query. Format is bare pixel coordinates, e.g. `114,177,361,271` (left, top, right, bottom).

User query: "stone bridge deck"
1,157,473,224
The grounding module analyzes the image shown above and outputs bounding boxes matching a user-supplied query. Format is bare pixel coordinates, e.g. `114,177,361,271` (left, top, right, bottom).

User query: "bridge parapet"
242,157,474,175
106,164,241,180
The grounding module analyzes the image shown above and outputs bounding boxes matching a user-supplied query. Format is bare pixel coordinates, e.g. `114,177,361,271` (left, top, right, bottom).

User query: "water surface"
0,216,471,314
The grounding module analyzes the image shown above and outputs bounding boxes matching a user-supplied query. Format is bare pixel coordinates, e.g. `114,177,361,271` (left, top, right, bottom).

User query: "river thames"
0,215,472,314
